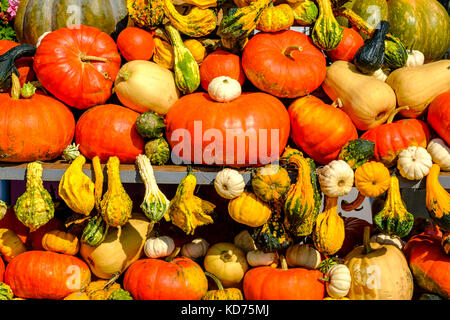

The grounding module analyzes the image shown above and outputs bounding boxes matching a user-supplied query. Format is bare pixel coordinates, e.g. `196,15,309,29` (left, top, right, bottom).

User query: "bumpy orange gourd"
42,230,80,256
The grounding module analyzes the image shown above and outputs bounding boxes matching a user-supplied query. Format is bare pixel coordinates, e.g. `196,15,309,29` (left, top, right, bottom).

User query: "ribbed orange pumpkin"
75,104,145,164
4,251,91,300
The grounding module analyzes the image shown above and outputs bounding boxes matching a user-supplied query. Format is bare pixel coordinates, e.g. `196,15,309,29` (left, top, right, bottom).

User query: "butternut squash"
322,60,397,131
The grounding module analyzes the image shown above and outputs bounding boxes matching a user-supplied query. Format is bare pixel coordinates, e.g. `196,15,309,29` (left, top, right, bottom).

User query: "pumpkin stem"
341,191,365,212
204,271,224,291
166,246,181,262
280,254,288,270
319,277,330,282
117,70,130,82
283,46,303,59
104,272,121,290
386,106,410,124
80,53,108,63
362,226,374,254
10,73,21,100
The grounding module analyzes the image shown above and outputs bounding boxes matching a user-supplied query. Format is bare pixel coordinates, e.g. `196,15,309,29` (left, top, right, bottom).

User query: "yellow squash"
228,191,272,227
0,228,27,262
426,164,450,232
42,230,80,256
256,3,294,32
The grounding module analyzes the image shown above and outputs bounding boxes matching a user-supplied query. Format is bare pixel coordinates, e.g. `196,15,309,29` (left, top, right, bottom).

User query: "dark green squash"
383,34,408,70
317,257,339,274
81,214,109,247
135,110,166,139
144,137,170,166
0,44,36,92
311,0,344,51
338,139,375,170
354,20,389,74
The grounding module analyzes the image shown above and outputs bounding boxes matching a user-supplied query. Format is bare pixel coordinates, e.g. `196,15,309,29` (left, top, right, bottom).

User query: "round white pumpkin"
246,250,278,267
208,76,242,103
397,146,433,180
405,50,425,67
286,244,321,269
144,236,175,259
427,138,450,172
181,238,209,259
214,168,246,199
318,160,354,197
325,264,352,298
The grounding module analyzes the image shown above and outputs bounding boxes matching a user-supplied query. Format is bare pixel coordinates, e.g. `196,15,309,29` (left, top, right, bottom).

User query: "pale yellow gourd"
246,250,278,267
317,160,354,197
285,243,321,269
143,236,175,258
0,228,27,262
427,138,450,171
397,146,433,180
208,76,242,103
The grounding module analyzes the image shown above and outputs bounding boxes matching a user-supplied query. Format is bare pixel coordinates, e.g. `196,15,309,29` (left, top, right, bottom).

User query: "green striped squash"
312,0,344,51
81,214,109,247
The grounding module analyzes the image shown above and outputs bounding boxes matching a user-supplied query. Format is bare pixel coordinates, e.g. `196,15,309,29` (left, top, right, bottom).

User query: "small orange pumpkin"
42,230,80,256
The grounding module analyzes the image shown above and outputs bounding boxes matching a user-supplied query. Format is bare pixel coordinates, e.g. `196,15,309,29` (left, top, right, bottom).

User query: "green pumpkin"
145,137,170,166
291,0,319,26
14,162,54,232
311,0,344,51
373,176,414,238
251,165,291,203
0,283,13,300
135,111,166,139
164,23,200,94
15,0,129,45
81,214,109,247
202,272,243,300
338,139,375,170
108,289,133,300
318,257,339,274
383,34,408,70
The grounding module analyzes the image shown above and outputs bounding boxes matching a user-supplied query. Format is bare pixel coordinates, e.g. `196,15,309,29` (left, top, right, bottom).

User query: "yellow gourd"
256,3,294,32
41,230,80,256
426,164,450,232
153,37,175,70
127,0,164,30
92,156,103,213
0,228,27,262
183,39,207,65
58,155,95,216
228,192,272,227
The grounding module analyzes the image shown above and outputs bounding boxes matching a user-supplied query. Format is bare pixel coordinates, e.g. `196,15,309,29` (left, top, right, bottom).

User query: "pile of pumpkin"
0,0,449,301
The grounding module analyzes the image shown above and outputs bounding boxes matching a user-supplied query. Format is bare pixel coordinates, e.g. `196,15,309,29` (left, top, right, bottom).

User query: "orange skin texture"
0,40,35,85
243,266,325,300
0,256,4,282
361,118,430,167
0,208,29,244
327,27,364,62
0,91,75,162
33,25,121,110
427,91,450,145
26,217,64,250
123,257,208,300
199,49,246,91
75,104,145,164
4,251,91,300
165,92,291,167
288,95,358,165
242,30,326,98
117,27,155,61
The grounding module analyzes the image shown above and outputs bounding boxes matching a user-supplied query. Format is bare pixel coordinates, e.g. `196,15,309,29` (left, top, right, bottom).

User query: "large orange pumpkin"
123,256,208,300
75,104,145,164
242,29,326,98
33,25,121,110
427,91,450,145
4,251,91,300
165,92,290,167
0,40,34,86
0,87,75,163
288,95,358,165
0,257,4,282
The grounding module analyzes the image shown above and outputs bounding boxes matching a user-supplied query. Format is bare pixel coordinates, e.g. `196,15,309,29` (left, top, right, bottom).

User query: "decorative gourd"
243,255,325,300
317,160,354,197
256,3,295,32
100,157,133,228
166,171,215,235
144,236,175,258
81,215,109,247
145,137,170,166
370,233,405,250
288,95,358,165
242,30,326,98
202,272,244,300
385,60,450,118
92,156,103,213
426,164,450,231
427,138,450,171
233,230,258,253
345,226,414,300
284,152,322,236
114,60,180,115
58,155,95,217
163,0,216,37
214,168,245,200
184,39,207,65
0,283,13,300
322,60,397,131
337,139,375,170
419,293,443,300
373,176,414,238
397,146,433,180
383,32,408,70
360,107,431,167
0,257,4,282
403,233,450,299
153,36,174,70
353,21,389,74
318,257,339,274
84,280,122,300
80,212,153,279
127,0,164,30
136,154,170,222
207,76,242,103
199,49,245,91
313,196,345,255
246,250,278,267
406,50,425,67
117,27,155,61
62,143,81,163
0,229,27,262
312,0,344,50
427,91,450,145
173,0,219,7
285,244,321,269
164,24,200,94
252,201,293,252
41,230,79,256
75,104,145,164
251,165,291,203
322,264,351,298
204,242,248,287
327,26,364,62
372,68,389,82
14,162,54,232
290,0,319,26
228,192,271,228
354,161,391,198
181,238,209,260
5,251,91,300
27,217,64,251
109,289,133,300
33,25,121,110
136,111,166,139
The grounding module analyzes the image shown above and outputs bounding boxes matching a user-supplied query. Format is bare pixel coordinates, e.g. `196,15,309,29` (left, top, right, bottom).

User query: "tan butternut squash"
322,60,397,131
385,60,450,118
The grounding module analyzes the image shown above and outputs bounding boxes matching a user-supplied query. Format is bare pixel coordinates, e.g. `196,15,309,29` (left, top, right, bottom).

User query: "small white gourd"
317,160,354,197
427,138,450,172
144,236,175,258
372,68,389,82
181,238,209,259
286,243,321,269
405,50,425,67
397,146,433,180
246,250,278,267
208,76,242,102
324,264,352,298
214,168,246,199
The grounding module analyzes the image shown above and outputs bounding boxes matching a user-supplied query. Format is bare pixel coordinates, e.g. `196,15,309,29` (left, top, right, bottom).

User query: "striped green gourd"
81,214,109,247
338,138,375,170
312,0,344,51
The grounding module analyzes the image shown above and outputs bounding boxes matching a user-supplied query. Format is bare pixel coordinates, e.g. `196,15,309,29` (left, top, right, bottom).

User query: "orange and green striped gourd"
426,164,450,232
